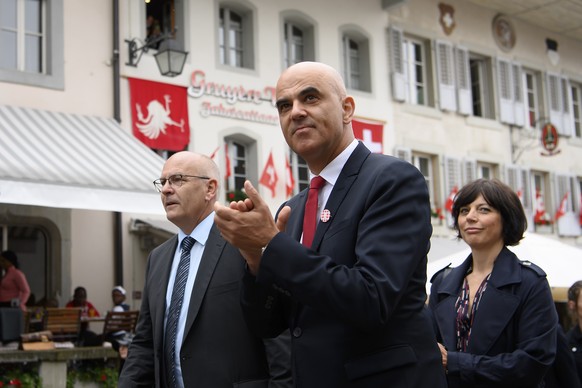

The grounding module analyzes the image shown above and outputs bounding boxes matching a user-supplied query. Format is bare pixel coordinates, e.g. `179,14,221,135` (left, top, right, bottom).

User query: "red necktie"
302,176,326,247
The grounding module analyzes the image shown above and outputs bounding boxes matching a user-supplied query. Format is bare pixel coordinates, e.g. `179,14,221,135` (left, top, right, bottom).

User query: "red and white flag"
516,189,523,204
445,186,458,213
224,143,232,178
352,118,384,153
579,193,582,226
259,151,278,198
209,146,220,160
554,192,569,221
128,77,190,151
285,156,295,198
534,189,547,224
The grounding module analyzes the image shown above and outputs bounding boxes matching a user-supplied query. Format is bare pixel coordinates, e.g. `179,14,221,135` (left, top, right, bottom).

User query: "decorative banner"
352,118,384,153
285,156,295,198
541,123,561,156
129,78,190,151
259,151,278,198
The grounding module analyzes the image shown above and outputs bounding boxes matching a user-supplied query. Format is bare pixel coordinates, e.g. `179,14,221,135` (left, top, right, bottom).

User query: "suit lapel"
311,142,369,250
153,236,179,346
182,223,225,336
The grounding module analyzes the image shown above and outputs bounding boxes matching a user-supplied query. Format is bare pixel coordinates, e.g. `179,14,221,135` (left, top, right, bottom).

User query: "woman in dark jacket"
428,179,557,388
567,280,582,386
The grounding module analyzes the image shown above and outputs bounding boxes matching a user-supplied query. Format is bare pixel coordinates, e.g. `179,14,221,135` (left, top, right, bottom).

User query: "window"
497,59,525,126
341,29,371,92
290,151,309,193
145,0,185,50
0,0,63,89
469,56,493,118
412,153,437,207
224,135,258,195
219,4,254,69
572,83,582,138
403,37,432,106
477,162,496,179
524,69,542,129
546,73,574,136
281,13,315,69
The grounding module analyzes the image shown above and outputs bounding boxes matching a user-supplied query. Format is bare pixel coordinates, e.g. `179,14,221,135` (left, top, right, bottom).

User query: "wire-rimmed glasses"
153,174,210,192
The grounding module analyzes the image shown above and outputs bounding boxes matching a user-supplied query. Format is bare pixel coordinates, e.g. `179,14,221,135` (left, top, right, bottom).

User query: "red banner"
129,78,190,151
259,151,278,198
352,118,384,153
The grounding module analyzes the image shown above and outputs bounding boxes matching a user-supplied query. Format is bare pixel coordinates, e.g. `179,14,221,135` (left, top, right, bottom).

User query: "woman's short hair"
452,178,527,246
1,250,19,268
568,280,582,304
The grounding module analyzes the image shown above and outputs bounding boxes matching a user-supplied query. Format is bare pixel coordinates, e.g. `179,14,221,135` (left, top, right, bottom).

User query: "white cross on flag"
259,151,278,198
352,118,383,153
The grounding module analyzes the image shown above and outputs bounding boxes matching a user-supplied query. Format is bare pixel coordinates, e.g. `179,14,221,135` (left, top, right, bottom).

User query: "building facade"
1,0,581,313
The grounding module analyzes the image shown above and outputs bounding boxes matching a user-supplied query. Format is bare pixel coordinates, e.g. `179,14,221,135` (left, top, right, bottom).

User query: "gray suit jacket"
119,223,291,387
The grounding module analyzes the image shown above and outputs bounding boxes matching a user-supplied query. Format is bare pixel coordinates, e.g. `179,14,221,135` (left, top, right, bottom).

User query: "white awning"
0,105,165,214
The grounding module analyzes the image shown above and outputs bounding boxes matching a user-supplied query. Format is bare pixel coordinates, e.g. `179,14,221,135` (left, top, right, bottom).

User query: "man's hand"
214,180,281,274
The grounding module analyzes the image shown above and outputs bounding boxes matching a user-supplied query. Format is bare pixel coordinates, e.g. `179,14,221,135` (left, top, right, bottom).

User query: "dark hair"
568,280,582,303
452,178,527,246
1,250,19,268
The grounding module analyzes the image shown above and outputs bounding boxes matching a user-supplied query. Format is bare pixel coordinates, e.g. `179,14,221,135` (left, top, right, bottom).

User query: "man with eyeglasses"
119,152,291,388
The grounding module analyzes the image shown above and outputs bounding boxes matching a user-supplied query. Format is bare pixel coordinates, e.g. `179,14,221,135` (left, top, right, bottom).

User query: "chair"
43,307,82,343
102,310,139,338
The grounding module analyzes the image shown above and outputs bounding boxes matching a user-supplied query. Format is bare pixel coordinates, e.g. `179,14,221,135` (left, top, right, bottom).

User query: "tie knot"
181,236,195,251
310,176,326,190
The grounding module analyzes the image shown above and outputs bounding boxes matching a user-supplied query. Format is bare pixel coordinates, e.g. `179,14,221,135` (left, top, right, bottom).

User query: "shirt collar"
310,139,358,185
177,211,214,246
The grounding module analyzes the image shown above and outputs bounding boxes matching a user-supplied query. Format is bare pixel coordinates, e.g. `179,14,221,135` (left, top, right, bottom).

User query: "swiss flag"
554,192,568,221
352,118,383,153
259,151,278,198
445,186,458,213
224,143,232,178
128,78,190,151
285,156,295,198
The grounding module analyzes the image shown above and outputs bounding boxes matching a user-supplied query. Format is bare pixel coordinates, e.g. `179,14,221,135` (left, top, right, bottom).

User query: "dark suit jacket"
241,142,447,387
428,247,558,388
119,223,290,388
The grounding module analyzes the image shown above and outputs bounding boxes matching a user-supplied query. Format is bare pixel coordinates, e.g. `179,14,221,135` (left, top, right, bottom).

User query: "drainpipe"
113,0,123,287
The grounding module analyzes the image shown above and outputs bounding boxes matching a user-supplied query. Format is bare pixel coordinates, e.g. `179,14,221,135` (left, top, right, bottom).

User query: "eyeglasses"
153,174,210,192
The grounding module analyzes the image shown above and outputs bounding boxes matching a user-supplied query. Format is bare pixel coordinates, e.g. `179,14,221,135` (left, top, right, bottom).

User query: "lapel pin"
320,209,331,222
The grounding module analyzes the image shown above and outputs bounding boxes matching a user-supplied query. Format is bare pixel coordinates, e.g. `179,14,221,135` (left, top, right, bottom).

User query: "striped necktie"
165,236,195,387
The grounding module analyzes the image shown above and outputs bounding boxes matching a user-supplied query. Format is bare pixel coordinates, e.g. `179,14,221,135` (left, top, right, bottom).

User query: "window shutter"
512,64,525,127
497,58,514,124
546,72,563,132
462,159,477,184
455,47,472,115
393,146,412,163
444,156,461,197
389,27,406,102
561,77,574,136
435,40,457,111
520,168,532,210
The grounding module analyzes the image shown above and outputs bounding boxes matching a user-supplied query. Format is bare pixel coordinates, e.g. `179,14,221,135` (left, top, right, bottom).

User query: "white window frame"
218,4,254,69
341,28,371,92
403,36,430,106
469,55,493,118
283,22,304,67
290,151,309,193
412,153,436,207
523,69,542,130
0,0,63,89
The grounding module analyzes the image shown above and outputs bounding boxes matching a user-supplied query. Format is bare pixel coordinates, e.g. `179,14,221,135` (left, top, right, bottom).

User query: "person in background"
112,286,130,312
119,152,291,388
0,250,31,312
428,178,557,387
66,286,101,346
567,280,582,385
213,61,446,387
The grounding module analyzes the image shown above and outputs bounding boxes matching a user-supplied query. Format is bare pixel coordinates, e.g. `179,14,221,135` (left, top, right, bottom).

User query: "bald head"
277,62,347,101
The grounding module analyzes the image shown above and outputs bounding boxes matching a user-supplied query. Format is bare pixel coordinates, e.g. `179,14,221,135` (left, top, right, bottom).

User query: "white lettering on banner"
200,102,279,125
188,70,276,106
